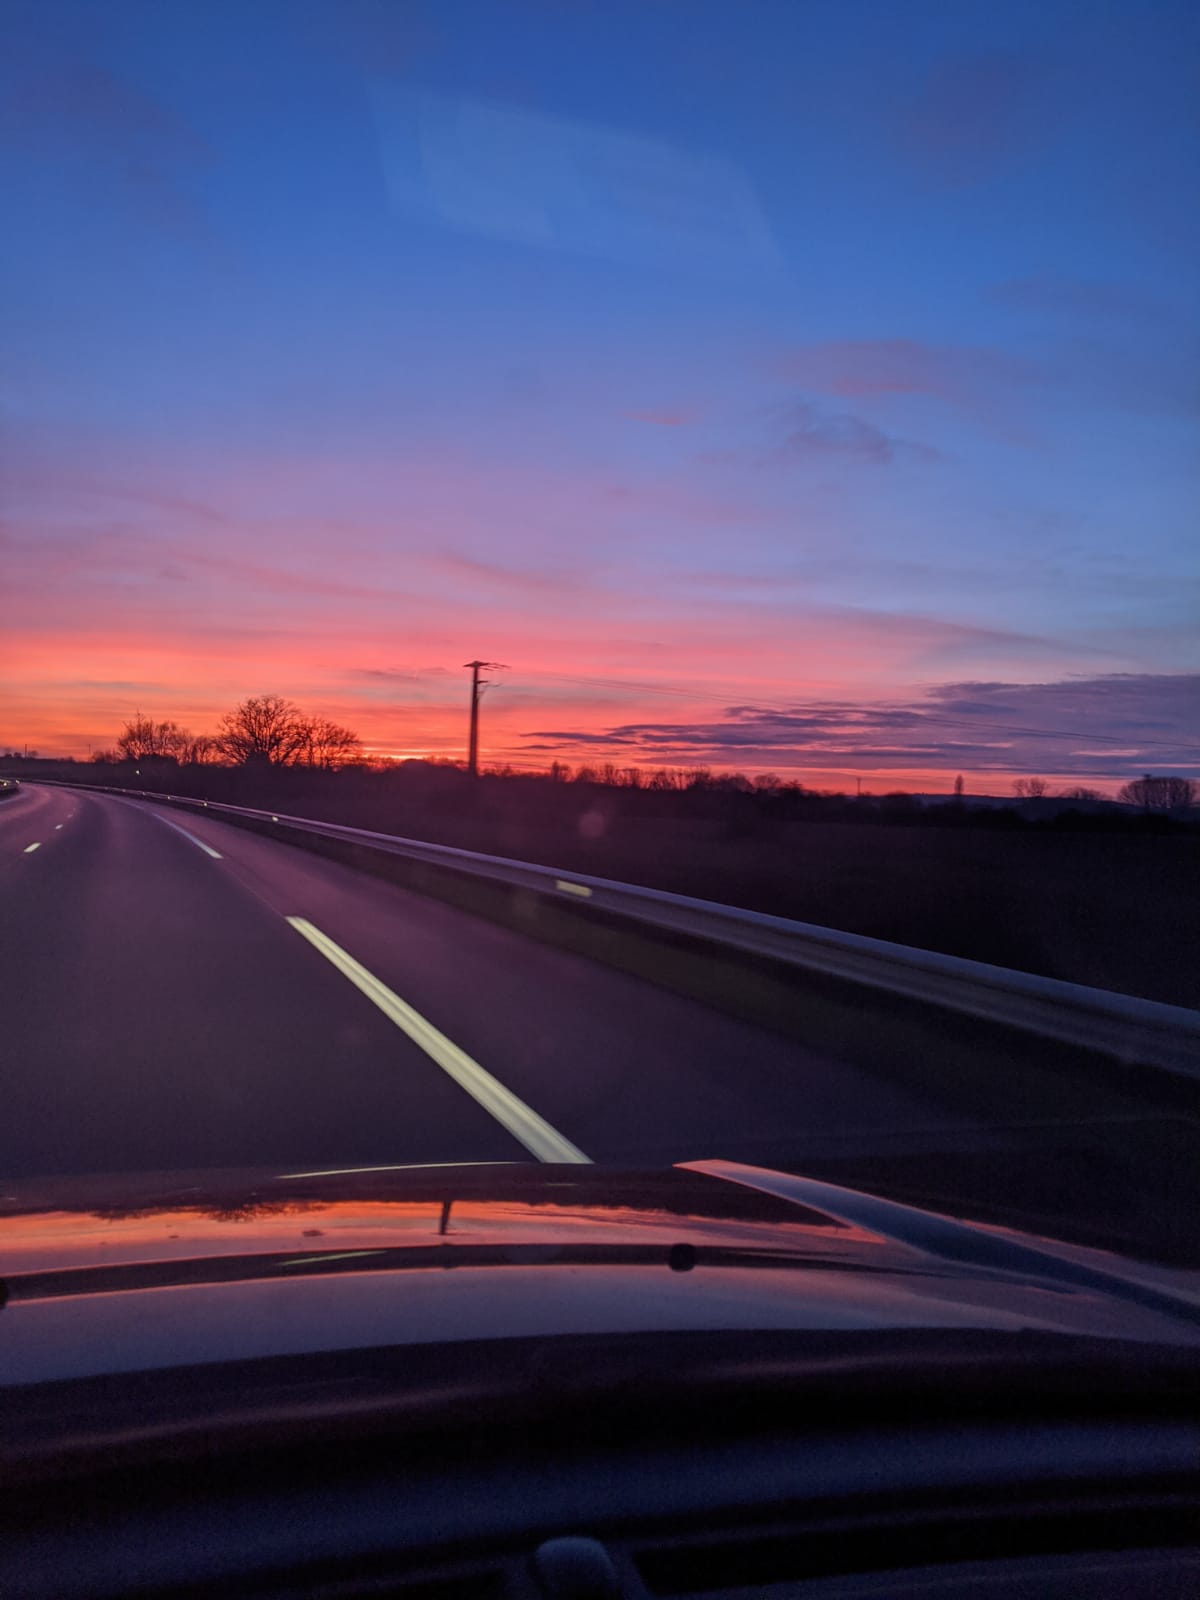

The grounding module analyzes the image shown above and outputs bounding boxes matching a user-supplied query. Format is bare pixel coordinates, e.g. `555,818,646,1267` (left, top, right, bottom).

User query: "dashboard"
5,1332,1197,1598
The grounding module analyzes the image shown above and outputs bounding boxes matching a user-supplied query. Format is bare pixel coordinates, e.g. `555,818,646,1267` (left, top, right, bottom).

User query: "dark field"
460,814,1199,1009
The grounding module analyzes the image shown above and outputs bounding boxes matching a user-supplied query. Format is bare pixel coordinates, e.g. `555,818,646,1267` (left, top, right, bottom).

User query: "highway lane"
0,780,76,850
1,784,529,1179
1,784,990,1183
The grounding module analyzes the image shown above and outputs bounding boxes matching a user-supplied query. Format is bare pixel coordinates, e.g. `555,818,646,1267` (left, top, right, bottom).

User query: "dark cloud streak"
765,398,942,467
892,50,1054,185
523,674,1200,778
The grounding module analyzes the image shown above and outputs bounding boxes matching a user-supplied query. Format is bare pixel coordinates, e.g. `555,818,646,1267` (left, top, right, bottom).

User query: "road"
0,782,994,1184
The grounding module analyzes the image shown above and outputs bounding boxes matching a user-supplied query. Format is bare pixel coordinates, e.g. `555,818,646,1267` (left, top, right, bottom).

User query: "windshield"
2,0,1197,1282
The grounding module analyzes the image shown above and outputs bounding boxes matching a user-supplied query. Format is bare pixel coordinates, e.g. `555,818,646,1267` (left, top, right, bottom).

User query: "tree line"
52,698,1200,811
1013,774,1197,810
102,695,363,770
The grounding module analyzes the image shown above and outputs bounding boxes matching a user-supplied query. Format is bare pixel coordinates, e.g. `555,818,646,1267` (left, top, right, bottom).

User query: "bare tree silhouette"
299,718,364,770
117,715,193,763
109,702,363,769
1118,774,1197,811
216,695,309,767
1012,777,1050,798
183,733,220,765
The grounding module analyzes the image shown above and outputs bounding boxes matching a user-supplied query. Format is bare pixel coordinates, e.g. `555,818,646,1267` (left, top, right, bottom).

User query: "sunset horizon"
7,661,1198,798
5,0,1197,794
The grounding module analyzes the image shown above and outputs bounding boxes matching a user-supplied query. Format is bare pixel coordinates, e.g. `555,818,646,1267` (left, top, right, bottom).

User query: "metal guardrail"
30,780,1200,1078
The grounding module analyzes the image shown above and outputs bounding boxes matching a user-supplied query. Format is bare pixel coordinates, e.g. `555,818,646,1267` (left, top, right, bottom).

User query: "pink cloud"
421,551,599,597
777,326,1197,432
595,479,776,527
779,338,1031,404
623,409,697,427
988,276,1171,325
774,337,1043,444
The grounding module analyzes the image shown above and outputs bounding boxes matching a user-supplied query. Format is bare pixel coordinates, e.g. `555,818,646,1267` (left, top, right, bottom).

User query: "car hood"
3,1158,1199,1388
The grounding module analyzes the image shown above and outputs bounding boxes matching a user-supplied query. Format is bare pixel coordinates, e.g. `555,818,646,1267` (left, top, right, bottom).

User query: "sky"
3,0,1198,790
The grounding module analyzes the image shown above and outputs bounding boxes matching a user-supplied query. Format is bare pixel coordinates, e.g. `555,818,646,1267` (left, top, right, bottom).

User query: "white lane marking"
285,916,591,1166
103,791,224,858
23,842,41,853
54,823,63,829
154,813,223,859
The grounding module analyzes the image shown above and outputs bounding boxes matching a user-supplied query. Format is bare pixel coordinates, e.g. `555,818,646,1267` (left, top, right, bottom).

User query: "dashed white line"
285,916,591,1166
23,842,41,853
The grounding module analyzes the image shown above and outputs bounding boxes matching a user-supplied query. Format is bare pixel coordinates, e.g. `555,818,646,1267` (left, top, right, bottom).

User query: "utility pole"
463,660,507,776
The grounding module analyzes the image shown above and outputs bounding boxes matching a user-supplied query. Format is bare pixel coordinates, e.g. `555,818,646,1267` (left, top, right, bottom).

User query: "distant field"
384,811,1200,1010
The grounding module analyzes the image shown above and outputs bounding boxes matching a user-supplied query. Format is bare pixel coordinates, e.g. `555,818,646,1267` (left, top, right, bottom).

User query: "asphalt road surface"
0,782,1007,1185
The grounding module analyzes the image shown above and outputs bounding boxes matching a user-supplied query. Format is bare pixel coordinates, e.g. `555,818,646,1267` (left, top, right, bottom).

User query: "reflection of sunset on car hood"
6,1165,1200,1392
0,1195,884,1276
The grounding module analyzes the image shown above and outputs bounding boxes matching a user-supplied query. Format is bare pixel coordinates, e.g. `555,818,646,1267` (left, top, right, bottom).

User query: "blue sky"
3,0,1198,784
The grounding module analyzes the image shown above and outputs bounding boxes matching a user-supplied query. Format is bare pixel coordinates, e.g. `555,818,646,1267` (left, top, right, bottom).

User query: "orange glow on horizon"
2,454,1170,798
1,647,1129,797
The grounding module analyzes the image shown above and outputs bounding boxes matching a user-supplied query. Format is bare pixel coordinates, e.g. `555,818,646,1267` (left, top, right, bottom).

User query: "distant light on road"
556,879,593,898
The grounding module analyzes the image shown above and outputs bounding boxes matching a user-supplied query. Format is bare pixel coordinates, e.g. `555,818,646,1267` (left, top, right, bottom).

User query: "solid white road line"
23,842,41,853
105,792,224,858
155,814,223,859
285,916,591,1165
